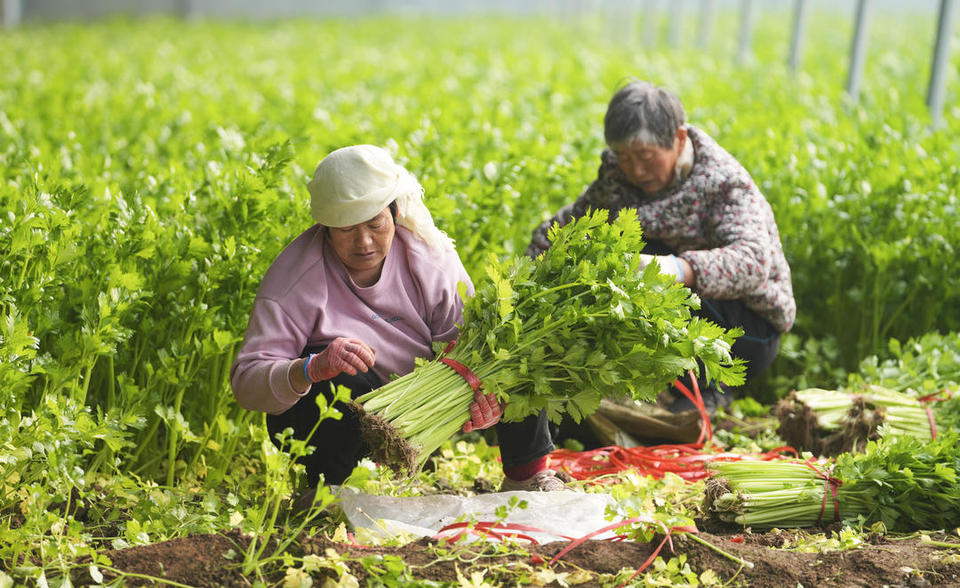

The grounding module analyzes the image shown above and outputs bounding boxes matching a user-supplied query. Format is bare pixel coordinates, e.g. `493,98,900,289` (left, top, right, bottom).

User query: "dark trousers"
643,240,781,400
266,368,380,486
267,345,554,485
695,299,780,384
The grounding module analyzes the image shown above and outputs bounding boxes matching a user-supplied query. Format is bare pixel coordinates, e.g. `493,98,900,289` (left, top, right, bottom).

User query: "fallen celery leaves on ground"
705,431,960,530
356,209,745,471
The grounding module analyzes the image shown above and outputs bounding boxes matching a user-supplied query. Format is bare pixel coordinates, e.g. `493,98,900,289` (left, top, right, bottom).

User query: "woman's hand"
305,337,376,383
462,390,504,432
639,253,694,287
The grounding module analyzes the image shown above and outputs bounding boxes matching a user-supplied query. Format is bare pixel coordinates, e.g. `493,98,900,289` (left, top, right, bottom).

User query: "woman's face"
610,127,686,194
327,207,395,287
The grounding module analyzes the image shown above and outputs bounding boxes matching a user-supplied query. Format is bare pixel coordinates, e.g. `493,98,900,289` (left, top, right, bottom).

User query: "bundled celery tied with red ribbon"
355,209,745,472
774,331,960,456
704,430,960,531
774,385,952,456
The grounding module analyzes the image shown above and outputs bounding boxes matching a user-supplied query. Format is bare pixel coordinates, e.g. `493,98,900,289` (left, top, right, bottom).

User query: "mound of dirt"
74,525,960,587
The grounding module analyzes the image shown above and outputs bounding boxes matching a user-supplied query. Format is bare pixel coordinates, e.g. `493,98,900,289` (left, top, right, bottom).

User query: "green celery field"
1,10,959,584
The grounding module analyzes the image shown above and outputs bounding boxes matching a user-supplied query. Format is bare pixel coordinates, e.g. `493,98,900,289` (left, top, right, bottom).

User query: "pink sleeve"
230,297,310,415
428,250,474,343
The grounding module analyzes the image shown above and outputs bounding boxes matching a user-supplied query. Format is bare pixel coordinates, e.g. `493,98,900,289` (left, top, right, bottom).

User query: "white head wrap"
308,145,454,252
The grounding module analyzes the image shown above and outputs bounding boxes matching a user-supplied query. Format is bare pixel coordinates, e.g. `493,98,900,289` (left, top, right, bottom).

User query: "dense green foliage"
853,331,960,394
1,8,958,584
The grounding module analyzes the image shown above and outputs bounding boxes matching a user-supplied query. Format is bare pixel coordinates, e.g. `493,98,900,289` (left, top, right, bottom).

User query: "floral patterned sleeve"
680,180,773,299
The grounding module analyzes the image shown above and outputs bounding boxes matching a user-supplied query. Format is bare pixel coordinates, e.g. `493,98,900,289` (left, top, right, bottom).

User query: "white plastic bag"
335,487,627,543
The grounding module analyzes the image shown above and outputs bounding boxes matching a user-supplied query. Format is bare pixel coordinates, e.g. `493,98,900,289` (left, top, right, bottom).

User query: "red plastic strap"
805,460,842,524
547,445,797,483
433,521,576,544
550,515,659,565
917,388,953,403
619,534,672,588
917,389,952,440
437,339,484,392
439,357,482,392
673,370,712,443
548,514,697,587
925,406,938,440
435,515,699,587
345,532,369,549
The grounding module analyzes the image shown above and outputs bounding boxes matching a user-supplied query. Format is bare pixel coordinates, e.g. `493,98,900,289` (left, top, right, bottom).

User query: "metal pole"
737,0,755,65
582,0,600,35
544,0,559,19
559,0,575,25
626,0,639,46
604,0,626,43
2,0,22,27
176,0,197,20
927,0,957,128
846,0,872,101
698,0,714,50
643,0,659,47
788,0,809,72
668,0,683,47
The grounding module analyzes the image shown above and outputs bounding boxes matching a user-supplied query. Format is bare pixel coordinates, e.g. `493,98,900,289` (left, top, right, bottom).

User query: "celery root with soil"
355,210,745,472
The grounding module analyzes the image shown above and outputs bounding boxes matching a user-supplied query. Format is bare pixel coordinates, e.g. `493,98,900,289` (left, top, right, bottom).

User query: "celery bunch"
357,210,745,471
706,432,960,531
775,385,954,456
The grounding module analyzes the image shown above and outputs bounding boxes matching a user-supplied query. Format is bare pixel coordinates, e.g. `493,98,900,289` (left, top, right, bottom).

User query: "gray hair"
604,81,685,148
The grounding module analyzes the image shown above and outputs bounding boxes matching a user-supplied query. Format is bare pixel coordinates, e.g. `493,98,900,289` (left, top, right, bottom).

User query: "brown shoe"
500,469,566,492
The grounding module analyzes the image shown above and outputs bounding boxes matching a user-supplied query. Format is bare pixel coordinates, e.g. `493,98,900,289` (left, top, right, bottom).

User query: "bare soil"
74,523,960,587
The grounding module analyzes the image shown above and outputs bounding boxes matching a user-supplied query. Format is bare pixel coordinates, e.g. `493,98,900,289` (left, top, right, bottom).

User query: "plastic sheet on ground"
335,486,626,543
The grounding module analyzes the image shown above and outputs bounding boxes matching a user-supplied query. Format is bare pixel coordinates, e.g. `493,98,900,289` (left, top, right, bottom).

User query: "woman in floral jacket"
527,80,796,413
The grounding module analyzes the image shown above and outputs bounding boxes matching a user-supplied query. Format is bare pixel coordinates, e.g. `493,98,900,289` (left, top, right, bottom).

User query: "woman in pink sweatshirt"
231,145,563,492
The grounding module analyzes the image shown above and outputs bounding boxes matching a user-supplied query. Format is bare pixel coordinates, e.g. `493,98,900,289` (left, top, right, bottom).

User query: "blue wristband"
673,255,686,283
303,353,315,383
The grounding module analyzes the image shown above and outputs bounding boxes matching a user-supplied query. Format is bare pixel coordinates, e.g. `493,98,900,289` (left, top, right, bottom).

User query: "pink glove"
462,390,504,432
304,337,376,383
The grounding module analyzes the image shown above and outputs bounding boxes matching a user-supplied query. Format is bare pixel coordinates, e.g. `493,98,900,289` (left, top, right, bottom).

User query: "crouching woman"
232,145,563,492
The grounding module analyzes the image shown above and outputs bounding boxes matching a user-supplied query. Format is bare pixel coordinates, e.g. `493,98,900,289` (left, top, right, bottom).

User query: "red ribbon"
432,521,560,544
925,406,938,440
547,444,797,483
917,389,953,441
438,339,483,392
672,370,713,444
804,460,842,524
547,514,698,588
916,389,953,403
434,515,699,587
345,532,368,549
439,357,483,392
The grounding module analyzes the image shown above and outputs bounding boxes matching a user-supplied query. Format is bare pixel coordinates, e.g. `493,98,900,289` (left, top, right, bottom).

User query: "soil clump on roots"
774,392,822,454
350,401,420,475
775,393,884,457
